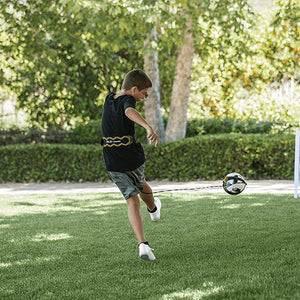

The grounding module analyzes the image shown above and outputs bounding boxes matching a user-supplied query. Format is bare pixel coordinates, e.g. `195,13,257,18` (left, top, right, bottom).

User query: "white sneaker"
139,243,156,261
149,197,161,221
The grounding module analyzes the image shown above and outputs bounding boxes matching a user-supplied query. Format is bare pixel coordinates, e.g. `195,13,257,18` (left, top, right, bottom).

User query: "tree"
161,0,257,141
165,20,194,142
144,26,165,142
0,0,143,128
265,0,300,81
2,0,298,137
188,0,299,122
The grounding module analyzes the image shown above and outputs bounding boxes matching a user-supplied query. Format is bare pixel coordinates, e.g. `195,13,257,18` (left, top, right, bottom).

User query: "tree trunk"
144,26,165,143
165,21,194,142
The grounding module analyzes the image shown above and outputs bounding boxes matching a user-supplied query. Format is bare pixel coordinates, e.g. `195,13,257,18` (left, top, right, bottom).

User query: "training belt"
101,135,133,147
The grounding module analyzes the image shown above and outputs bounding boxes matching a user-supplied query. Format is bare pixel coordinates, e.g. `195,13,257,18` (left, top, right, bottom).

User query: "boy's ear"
131,86,138,93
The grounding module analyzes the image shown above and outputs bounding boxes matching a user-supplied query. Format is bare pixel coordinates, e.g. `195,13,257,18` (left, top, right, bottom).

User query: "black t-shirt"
101,93,146,172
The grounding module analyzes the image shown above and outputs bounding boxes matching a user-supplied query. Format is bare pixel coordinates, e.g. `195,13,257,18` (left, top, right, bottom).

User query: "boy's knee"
142,180,152,193
127,195,140,208
140,189,153,195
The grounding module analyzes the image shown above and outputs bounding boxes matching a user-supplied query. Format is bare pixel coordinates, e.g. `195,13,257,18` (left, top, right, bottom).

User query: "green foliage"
0,144,108,182
185,118,289,136
186,118,234,135
0,120,148,146
0,0,144,128
0,134,294,182
68,120,102,144
0,0,299,131
267,0,300,80
145,134,294,181
190,0,300,122
0,127,69,145
1,118,297,146
135,124,148,143
233,119,274,134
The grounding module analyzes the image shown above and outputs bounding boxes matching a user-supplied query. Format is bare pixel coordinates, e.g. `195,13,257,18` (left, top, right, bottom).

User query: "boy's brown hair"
122,69,152,91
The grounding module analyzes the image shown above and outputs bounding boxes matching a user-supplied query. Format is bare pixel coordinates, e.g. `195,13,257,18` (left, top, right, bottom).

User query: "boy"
101,69,161,261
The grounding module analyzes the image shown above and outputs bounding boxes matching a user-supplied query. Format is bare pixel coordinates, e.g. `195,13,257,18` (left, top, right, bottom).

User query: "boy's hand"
125,108,159,147
147,127,159,147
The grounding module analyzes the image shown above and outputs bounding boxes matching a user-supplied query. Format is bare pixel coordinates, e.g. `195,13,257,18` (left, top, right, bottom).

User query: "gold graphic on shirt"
102,135,133,147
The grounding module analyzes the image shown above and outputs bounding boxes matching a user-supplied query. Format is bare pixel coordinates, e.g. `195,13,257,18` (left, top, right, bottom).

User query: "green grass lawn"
0,192,299,300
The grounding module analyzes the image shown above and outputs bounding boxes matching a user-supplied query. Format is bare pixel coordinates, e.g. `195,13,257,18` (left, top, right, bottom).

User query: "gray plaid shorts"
108,163,145,200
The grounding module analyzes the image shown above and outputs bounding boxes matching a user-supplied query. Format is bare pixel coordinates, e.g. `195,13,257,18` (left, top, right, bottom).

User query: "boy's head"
122,69,152,91
121,69,152,102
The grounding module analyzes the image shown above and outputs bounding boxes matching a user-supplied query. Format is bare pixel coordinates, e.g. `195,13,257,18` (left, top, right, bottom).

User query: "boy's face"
131,87,150,102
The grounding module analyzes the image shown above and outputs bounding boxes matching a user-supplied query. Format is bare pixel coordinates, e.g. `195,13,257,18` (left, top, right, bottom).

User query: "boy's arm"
125,107,159,147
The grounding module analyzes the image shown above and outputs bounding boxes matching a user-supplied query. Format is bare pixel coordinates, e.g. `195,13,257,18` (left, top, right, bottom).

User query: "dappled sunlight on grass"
0,256,58,269
0,193,125,216
0,204,94,216
0,287,14,296
250,202,266,206
31,233,72,242
220,201,268,209
216,198,233,204
168,193,222,202
0,224,10,228
220,204,242,209
93,211,109,215
160,284,224,300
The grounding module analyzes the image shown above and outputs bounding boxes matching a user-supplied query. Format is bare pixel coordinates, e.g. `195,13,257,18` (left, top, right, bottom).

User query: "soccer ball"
223,172,247,195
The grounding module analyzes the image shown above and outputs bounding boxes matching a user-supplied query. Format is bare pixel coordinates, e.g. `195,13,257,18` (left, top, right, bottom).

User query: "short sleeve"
123,95,136,111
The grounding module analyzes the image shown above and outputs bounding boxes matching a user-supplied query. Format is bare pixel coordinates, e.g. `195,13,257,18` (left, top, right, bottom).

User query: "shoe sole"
140,254,150,260
140,254,155,261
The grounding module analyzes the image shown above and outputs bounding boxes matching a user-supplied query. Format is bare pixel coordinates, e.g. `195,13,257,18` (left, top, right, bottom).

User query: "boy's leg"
139,179,155,210
126,194,146,244
140,179,161,222
127,193,156,260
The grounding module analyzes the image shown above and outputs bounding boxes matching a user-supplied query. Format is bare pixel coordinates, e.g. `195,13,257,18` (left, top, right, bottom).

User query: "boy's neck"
114,89,132,99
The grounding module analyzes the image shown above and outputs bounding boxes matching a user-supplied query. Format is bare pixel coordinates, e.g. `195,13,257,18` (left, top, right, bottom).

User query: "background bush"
145,134,294,181
0,144,107,182
185,118,298,136
0,118,298,146
0,127,70,145
67,120,102,144
0,134,294,183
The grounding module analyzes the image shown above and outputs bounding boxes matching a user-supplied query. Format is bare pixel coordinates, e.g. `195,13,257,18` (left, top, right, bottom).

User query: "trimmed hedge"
0,134,295,183
2,118,298,146
185,118,276,136
0,128,70,145
145,134,294,181
0,144,108,183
